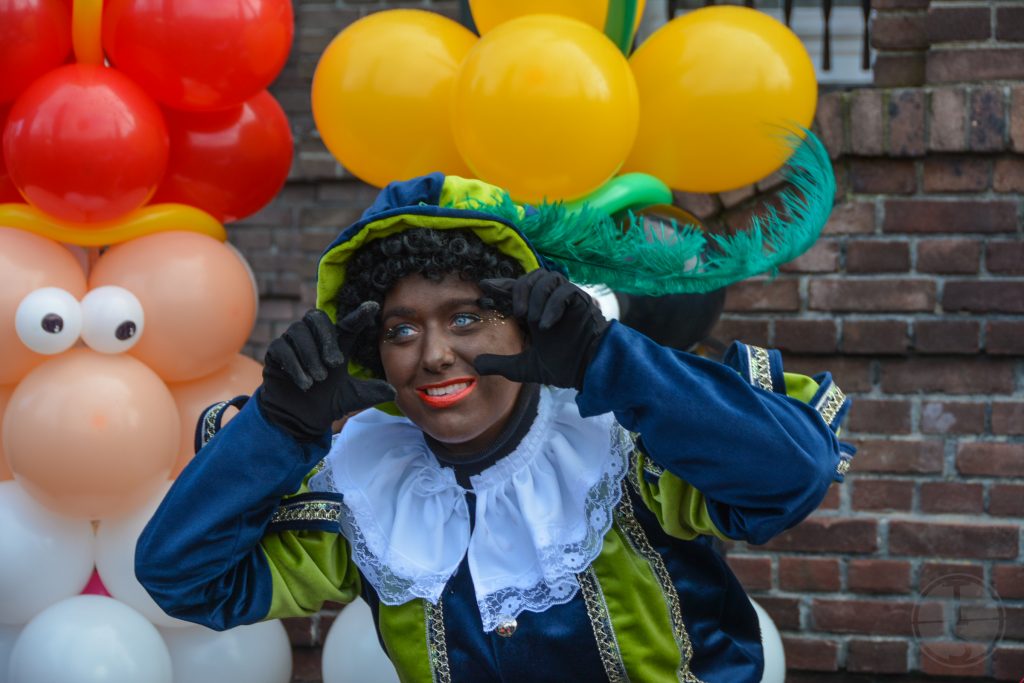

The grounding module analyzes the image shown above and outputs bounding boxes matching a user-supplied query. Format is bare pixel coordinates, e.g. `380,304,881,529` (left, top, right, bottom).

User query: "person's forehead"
383,273,483,312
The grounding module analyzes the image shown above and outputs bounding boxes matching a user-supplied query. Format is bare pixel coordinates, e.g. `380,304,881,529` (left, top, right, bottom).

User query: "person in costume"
136,135,854,682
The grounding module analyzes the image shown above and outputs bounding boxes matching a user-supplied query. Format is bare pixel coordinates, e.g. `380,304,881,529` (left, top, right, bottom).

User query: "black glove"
473,270,610,390
259,304,396,442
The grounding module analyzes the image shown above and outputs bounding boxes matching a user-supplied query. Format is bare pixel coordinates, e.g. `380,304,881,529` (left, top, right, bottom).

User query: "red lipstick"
416,377,477,408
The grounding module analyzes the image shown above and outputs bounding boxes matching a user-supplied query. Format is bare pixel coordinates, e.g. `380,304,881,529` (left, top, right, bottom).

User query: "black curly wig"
334,227,526,376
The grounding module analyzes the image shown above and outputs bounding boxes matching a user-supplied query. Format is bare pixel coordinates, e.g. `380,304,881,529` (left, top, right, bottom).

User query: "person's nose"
420,327,456,373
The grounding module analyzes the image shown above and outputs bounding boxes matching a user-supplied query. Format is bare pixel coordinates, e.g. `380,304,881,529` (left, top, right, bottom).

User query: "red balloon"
102,0,294,111
0,104,24,202
0,0,72,104
151,91,293,223
3,65,169,223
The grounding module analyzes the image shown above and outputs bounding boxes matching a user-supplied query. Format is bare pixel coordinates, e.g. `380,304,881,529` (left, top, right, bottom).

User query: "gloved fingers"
525,272,563,325
336,301,380,353
350,378,397,407
473,351,531,383
511,270,550,319
265,335,314,391
304,309,344,368
287,320,329,384
477,278,516,308
538,282,583,331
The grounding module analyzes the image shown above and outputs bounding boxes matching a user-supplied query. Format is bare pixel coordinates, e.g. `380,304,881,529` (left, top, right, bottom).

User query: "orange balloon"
0,385,13,481
88,232,256,382
0,228,88,385
3,349,179,520
167,354,262,477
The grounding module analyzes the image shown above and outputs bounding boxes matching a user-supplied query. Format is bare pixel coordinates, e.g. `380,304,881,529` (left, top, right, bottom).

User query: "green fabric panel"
377,600,434,683
261,530,360,620
633,454,730,542
590,524,681,679
784,371,820,403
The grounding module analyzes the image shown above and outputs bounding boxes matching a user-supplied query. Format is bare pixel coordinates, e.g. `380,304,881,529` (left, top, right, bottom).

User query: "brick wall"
234,1,1023,680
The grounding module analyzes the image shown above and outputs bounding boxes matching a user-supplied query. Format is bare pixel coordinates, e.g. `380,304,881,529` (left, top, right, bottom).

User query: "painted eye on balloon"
80,286,145,354
15,287,84,355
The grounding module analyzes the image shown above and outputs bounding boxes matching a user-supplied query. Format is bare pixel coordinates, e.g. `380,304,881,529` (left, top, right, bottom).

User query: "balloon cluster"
311,1,817,204
0,1,296,680
0,0,295,244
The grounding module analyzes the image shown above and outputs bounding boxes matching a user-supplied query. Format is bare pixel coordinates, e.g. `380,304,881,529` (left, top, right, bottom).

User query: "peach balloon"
88,232,257,382
167,353,262,476
0,228,88,385
0,385,13,480
3,349,179,520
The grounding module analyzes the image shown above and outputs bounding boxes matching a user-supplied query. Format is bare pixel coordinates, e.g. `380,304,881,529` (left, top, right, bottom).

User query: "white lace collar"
309,387,630,632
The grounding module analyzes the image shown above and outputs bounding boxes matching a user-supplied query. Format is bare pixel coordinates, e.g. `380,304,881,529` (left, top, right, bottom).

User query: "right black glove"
258,303,396,442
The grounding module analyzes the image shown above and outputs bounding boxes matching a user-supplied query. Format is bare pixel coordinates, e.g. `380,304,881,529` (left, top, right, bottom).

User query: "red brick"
989,484,1024,517
914,320,980,354
726,555,772,592
842,319,910,355
992,403,1024,435
888,89,927,157
1003,606,1024,639
926,6,992,43
929,88,968,152
986,321,1024,355
986,240,1024,274
890,521,1019,559
850,90,884,156
717,184,755,209
723,280,800,312
819,483,840,510
928,48,1024,83
282,616,317,647
711,318,770,347
884,199,1017,234
873,53,927,88
957,442,1024,476
993,647,1024,681
810,279,934,312
993,157,1024,192
852,479,913,511
921,401,986,435
755,596,801,630
848,559,912,595
783,356,873,393
779,557,840,592
944,281,1024,313
846,639,909,674
780,241,840,273
970,87,1008,152
1013,87,1024,153
814,91,845,159
672,191,721,220
848,439,944,474
824,201,875,235
761,517,878,554
846,241,910,273
872,0,928,7
997,6,1024,41
846,399,912,435
774,320,837,354
873,12,928,49
920,642,988,677
919,562,984,591
921,156,990,193
881,357,1016,393
993,565,1024,600
781,637,839,671
917,239,981,275
849,158,916,195
811,599,922,635
919,482,985,514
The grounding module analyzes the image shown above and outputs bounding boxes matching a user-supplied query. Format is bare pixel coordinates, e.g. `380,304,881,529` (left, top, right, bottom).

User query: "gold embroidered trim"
201,400,230,447
836,459,852,476
577,567,630,683
425,598,451,683
747,345,773,391
269,500,341,525
816,382,846,426
615,487,704,683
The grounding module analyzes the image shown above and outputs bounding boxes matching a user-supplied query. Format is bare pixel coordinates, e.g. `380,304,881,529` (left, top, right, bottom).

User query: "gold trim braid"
577,567,630,683
816,382,846,427
746,345,774,391
269,499,342,525
425,598,451,683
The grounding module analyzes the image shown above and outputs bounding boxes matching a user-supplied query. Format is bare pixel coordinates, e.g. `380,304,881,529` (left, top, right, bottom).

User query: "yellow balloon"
452,15,638,203
622,6,817,193
311,10,477,188
470,0,645,45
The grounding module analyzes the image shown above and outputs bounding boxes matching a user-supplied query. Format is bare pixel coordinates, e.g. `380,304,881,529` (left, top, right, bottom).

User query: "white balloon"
0,481,94,625
751,598,786,683
159,620,292,683
322,598,399,683
8,595,172,683
95,482,190,628
0,624,22,683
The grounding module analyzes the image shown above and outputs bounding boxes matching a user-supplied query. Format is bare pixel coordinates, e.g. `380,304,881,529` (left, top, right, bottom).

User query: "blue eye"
383,323,417,342
452,313,481,329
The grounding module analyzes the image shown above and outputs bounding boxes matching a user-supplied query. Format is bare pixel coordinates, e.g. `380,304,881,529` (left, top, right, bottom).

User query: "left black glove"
473,270,610,390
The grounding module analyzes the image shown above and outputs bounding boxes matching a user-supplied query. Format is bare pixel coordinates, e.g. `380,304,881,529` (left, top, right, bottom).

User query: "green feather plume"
454,131,835,296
